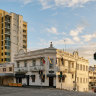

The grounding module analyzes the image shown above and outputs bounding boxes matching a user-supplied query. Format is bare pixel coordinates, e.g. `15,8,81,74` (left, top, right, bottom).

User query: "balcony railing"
5,37,10,41
57,66,68,72
5,31,10,35
30,65,44,72
14,67,28,73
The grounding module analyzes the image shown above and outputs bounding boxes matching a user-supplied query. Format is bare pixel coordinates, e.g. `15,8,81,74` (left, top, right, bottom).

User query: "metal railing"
14,67,28,73
30,65,44,72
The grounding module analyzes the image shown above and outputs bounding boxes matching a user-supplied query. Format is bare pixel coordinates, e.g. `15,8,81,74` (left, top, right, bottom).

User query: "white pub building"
14,43,89,92
14,43,57,87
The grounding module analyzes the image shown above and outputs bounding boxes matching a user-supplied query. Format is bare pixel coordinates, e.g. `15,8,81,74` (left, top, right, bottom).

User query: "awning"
31,75,35,77
0,73,14,77
25,75,30,78
47,74,56,77
15,74,25,78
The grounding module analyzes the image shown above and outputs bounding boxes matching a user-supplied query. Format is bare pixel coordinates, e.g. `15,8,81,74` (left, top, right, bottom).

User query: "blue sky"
1,0,96,65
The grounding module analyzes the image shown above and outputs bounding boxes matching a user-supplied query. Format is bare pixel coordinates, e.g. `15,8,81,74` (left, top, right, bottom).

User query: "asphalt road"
0,86,95,96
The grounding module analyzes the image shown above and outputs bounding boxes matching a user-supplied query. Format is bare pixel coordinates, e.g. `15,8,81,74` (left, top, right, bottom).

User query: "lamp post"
73,51,78,91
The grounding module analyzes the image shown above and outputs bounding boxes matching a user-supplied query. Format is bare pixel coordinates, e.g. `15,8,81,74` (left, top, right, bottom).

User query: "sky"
0,0,96,65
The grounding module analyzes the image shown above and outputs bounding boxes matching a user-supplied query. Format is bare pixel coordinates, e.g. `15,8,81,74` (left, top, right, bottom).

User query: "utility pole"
60,71,62,90
74,60,77,91
74,51,78,91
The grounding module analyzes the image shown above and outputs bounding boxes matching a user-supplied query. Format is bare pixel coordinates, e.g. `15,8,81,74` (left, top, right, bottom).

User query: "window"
1,59,3,61
24,61,27,67
23,40,26,43
86,66,88,71
2,23,3,27
5,52,10,56
1,53,3,56
72,74,74,78
2,29,3,34
80,65,82,70
23,24,26,28
2,17,3,22
23,45,26,48
23,35,26,38
5,58,10,62
32,60,36,66
3,68,6,72
86,78,88,83
2,41,3,46
83,78,85,83
23,30,26,33
83,65,85,71
17,62,20,68
5,46,10,49
80,78,82,83
77,64,79,70
61,58,64,65
72,62,74,68
49,59,54,69
77,77,79,83
31,75,35,82
9,67,12,71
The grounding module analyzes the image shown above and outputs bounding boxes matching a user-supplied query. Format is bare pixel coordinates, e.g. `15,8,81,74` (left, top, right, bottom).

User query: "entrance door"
27,76,29,86
19,78,22,83
49,77,54,87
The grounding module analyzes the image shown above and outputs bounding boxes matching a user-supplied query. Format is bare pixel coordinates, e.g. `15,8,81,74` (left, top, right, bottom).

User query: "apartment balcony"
5,31,10,35
5,37,10,41
57,66,68,72
30,65,44,72
68,68,75,73
5,26,10,29
14,67,28,73
5,20,10,23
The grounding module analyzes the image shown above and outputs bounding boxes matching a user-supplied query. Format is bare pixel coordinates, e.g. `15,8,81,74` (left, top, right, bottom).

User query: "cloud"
54,0,96,7
46,27,66,35
39,38,75,48
70,26,84,37
77,43,96,65
46,27,58,34
21,0,33,5
67,42,96,65
39,0,52,9
73,36,80,42
53,38,75,45
6,0,33,5
6,0,96,9
69,26,84,42
39,0,96,9
82,33,96,42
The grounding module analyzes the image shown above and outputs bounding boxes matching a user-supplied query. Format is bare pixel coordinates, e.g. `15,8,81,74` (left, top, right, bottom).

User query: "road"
0,86,95,96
